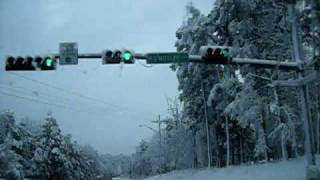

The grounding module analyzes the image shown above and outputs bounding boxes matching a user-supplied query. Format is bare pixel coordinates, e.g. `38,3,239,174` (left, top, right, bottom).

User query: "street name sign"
146,52,189,64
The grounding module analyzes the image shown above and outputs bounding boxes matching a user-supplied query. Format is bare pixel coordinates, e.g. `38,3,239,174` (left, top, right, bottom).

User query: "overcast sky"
0,0,213,155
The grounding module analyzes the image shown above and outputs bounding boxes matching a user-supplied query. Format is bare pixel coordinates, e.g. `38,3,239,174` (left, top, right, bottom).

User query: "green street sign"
146,52,189,64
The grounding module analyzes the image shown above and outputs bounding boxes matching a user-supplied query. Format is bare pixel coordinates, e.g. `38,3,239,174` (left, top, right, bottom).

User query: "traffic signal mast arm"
50,53,297,70
54,53,101,59
6,53,301,71
53,52,146,59
5,43,302,71
230,57,302,71
52,53,301,70
189,55,300,70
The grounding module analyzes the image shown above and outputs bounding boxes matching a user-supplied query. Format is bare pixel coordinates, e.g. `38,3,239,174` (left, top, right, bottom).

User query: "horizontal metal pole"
231,58,301,71
272,71,320,87
189,55,205,63
187,56,301,70
134,53,147,59
55,53,147,59
52,53,302,70
54,53,101,59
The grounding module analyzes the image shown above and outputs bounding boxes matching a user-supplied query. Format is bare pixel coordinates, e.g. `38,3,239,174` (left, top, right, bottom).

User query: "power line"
0,84,112,112
4,73,161,122
0,90,110,115
0,85,167,127
7,72,126,111
0,90,67,109
0,84,68,102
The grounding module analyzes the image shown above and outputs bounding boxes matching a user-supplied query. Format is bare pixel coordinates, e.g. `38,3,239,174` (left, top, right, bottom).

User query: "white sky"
0,0,213,155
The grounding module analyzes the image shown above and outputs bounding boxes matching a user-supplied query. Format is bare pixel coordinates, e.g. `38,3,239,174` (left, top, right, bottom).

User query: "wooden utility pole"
152,115,166,174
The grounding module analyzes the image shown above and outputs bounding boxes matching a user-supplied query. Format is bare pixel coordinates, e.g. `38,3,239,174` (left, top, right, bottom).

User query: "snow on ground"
145,156,315,180
112,178,132,180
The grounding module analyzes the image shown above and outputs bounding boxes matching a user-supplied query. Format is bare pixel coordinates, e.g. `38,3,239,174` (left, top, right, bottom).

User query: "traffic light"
102,50,121,64
200,46,232,64
5,55,57,71
41,56,56,70
102,50,134,64
121,50,134,64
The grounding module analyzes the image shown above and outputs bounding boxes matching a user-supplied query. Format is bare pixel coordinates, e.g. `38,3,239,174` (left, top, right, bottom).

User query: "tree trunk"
212,123,220,167
240,129,244,164
306,86,317,157
273,88,281,161
192,128,197,168
281,128,287,161
316,87,320,154
292,132,299,158
226,116,230,167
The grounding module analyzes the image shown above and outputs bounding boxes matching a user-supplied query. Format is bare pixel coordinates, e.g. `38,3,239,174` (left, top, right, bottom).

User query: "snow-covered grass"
145,156,314,180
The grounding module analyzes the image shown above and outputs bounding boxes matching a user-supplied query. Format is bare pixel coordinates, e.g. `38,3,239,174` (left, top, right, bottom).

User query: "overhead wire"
4,71,166,122
1,90,68,110
0,84,113,112
0,89,109,115
7,72,126,111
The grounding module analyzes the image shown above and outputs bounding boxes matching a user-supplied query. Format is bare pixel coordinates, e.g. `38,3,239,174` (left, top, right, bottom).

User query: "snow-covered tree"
0,112,33,179
0,112,111,179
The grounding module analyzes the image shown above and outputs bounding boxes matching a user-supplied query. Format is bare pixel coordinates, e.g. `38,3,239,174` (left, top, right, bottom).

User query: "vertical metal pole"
201,83,211,168
226,116,230,166
288,3,316,166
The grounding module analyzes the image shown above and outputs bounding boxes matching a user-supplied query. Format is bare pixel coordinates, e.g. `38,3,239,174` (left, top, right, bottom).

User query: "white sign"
59,42,78,65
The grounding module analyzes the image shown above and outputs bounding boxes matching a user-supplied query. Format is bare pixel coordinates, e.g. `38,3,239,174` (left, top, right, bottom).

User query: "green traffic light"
45,58,53,67
122,51,132,61
222,50,230,58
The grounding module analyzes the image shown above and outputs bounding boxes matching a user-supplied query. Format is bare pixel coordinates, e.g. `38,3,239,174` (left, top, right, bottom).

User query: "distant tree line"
0,111,118,180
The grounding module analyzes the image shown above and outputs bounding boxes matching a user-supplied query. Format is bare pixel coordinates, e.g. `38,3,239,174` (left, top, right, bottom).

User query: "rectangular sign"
146,52,189,64
59,42,78,65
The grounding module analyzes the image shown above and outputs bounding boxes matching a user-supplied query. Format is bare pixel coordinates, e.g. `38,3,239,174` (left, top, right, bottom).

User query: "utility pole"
138,122,162,173
201,83,211,168
158,115,162,173
152,115,165,174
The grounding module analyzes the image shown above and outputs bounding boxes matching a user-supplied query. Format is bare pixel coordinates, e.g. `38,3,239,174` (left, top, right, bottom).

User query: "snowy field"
145,157,315,180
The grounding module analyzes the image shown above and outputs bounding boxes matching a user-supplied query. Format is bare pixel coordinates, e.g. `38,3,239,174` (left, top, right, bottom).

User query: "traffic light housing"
5,55,57,71
200,46,232,64
102,50,134,64
102,50,120,64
